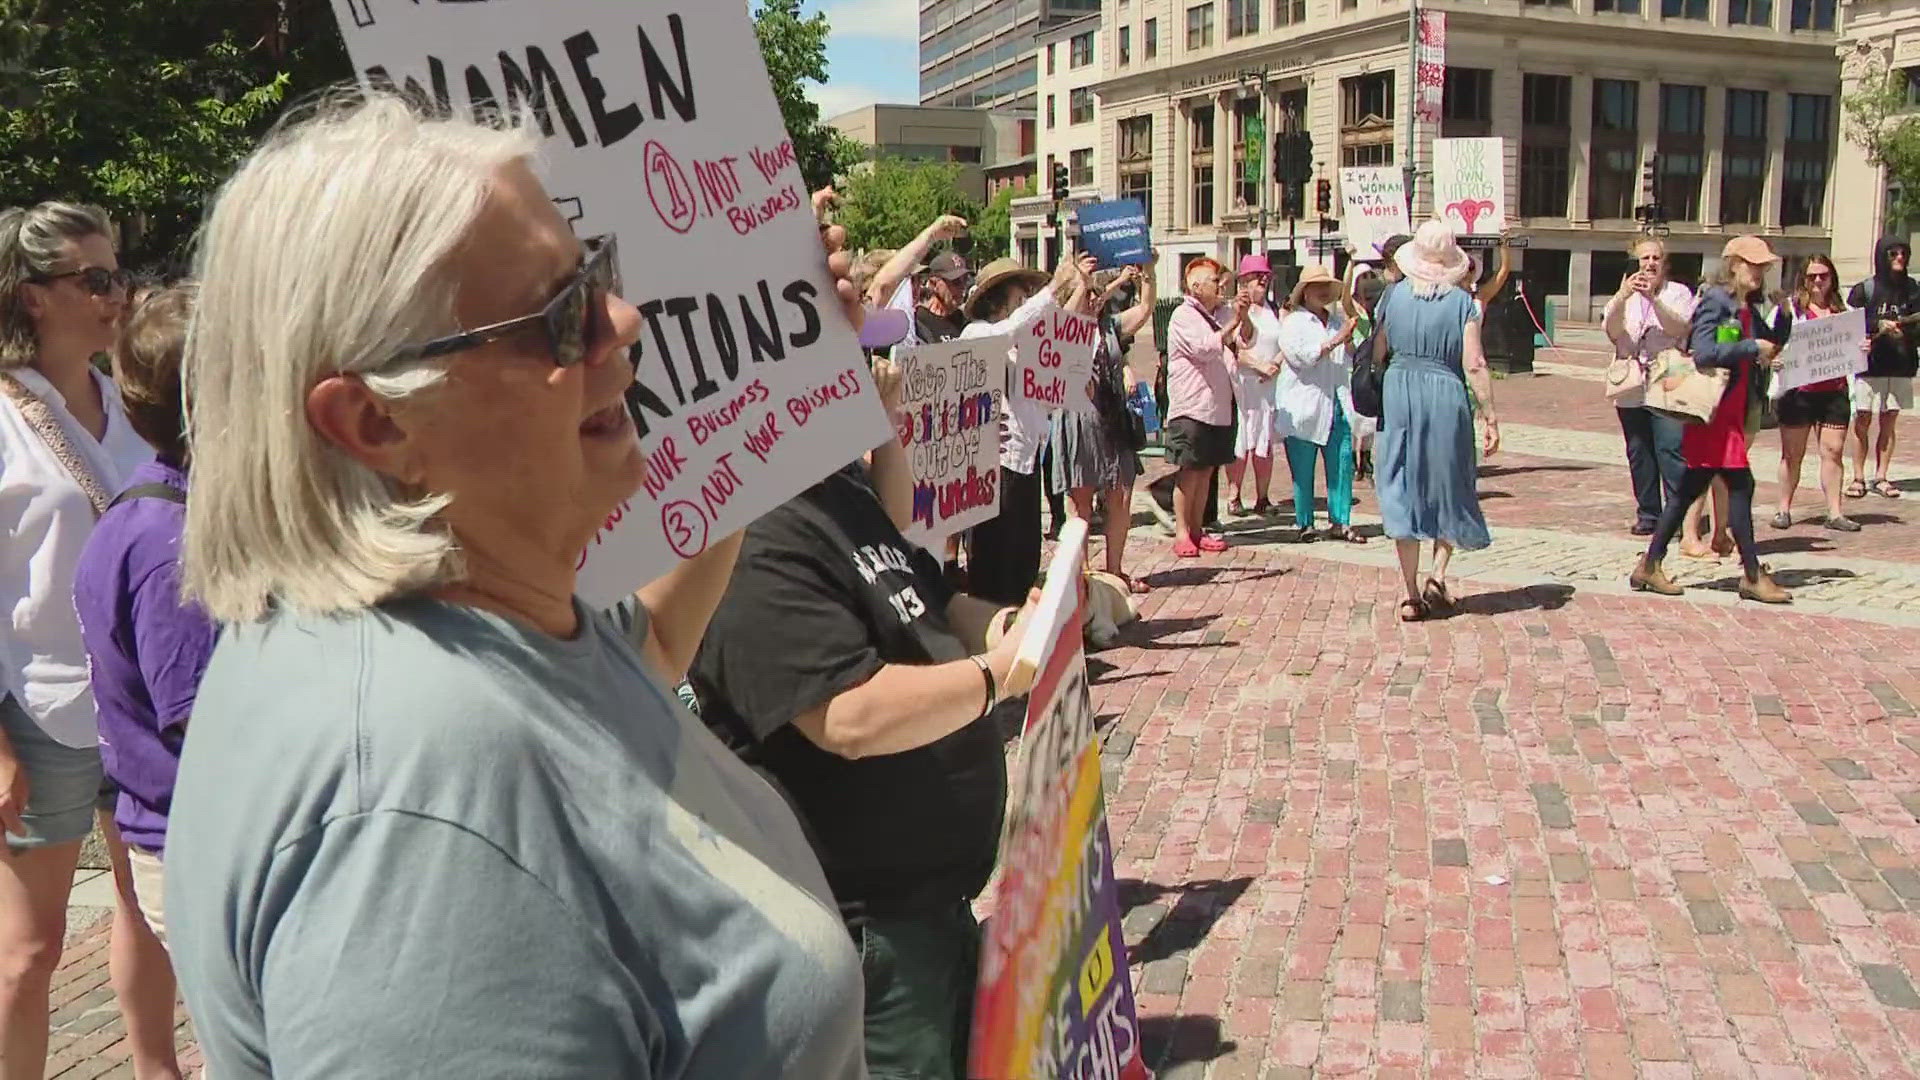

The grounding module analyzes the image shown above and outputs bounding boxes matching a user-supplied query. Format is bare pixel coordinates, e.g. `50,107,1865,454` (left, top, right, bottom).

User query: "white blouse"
1272,308,1353,447
960,290,1057,476
1,366,154,747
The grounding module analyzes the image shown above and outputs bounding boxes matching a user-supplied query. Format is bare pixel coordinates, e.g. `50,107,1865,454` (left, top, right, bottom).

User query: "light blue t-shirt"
166,597,866,1079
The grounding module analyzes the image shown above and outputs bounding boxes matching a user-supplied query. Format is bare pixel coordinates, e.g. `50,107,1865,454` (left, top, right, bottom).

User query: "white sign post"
1433,137,1507,237
1338,167,1409,260
896,337,1007,549
1777,308,1868,393
1014,308,1099,416
327,2,892,605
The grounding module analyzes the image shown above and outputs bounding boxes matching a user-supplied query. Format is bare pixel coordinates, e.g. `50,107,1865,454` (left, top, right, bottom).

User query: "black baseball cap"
923,251,970,281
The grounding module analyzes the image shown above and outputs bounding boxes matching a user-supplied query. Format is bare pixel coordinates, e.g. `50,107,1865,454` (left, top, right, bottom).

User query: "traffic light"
1051,162,1070,201
1272,129,1313,186
1314,178,1332,216
1280,182,1305,220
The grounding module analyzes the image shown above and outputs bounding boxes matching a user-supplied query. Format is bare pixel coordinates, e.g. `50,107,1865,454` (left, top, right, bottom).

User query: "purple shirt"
72,458,216,854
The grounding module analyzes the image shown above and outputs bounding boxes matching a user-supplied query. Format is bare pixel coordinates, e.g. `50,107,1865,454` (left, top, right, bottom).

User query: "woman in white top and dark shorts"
0,202,178,1077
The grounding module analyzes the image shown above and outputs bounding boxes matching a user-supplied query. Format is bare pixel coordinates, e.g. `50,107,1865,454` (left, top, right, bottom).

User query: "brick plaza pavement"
43,360,1920,1077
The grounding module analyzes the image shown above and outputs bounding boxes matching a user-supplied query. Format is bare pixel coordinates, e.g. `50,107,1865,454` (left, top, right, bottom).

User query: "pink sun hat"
1236,253,1271,278
1393,218,1470,288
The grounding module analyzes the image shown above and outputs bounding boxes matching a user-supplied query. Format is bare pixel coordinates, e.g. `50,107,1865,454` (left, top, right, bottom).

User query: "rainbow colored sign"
970,582,1149,1080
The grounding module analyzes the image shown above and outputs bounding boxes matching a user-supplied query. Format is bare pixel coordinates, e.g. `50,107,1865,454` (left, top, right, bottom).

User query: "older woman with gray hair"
0,201,186,1079
165,92,868,1078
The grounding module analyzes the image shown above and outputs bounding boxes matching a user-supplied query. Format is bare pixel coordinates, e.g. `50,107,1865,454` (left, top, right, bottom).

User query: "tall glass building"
920,0,1101,111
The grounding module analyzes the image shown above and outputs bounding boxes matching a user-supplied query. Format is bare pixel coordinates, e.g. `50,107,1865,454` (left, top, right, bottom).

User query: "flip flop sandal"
1422,578,1455,610
1872,479,1903,499
1398,598,1429,623
1115,572,1152,594
1328,526,1368,544
1845,479,1868,499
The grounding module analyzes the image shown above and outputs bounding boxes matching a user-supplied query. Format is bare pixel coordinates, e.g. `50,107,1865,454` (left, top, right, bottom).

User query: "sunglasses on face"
390,234,621,368
30,266,133,297
1806,271,1832,281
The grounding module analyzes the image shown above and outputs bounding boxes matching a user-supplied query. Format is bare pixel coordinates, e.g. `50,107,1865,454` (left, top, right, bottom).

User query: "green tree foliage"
753,0,864,191
1842,55,1920,235
0,0,349,269
972,179,1030,262
834,158,981,252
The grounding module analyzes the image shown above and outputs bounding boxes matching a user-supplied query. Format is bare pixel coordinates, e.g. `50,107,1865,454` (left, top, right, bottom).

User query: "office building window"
1442,67,1493,138
1340,72,1394,169
1589,78,1639,219
1191,104,1215,225
1118,115,1154,222
1525,249,1572,297
1145,18,1158,59
1071,88,1094,124
1657,84,1705,222
1275,0,1305,25
1523,0,1571,7
1720,89,1767,225
1728,0,1771,25
1187,4,1214,49
1661,0,1707,16
1070,148,1094,187
1227,0,1259,37
1790,0,1835,29
1782,92,1831,227
1118,25,1131,65
1046,95,1056,129
1904,66,1920,108
1520,74,1572,218
1047,43,1055,75
1595,0,1641,11
1070,31,1094,68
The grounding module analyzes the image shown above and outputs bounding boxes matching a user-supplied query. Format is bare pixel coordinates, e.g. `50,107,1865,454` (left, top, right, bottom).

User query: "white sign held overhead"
1433,137,1508,237
895,336,1008,549
1014,308,1100,416
327,1,892,605
1338,167,1409,260
1776,307,1868,393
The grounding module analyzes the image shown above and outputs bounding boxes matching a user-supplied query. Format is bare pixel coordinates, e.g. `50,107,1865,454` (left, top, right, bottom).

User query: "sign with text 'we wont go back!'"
328,1,890,604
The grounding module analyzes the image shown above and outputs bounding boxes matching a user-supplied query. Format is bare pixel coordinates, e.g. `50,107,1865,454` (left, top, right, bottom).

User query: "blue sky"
801,0,921,119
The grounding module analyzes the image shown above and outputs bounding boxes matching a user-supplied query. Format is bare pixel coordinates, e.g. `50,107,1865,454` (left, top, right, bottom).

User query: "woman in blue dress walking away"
1371,220,1502,621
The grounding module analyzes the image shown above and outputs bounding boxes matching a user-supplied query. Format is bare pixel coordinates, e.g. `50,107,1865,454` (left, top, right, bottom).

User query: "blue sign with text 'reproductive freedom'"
1075,199,1152,269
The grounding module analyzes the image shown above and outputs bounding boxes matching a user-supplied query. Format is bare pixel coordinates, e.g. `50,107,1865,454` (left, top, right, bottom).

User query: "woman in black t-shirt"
689,380,1043,1080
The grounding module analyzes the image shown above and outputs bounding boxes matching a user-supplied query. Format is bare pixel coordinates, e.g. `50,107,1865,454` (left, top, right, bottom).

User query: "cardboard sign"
328,1,892,604
1433,137,1507,236
1016,308,1100,416
972,521,1148,1080
1076,200,1152,270
1777,307,1867,393
1338,167,1409,261
895,337,1007,549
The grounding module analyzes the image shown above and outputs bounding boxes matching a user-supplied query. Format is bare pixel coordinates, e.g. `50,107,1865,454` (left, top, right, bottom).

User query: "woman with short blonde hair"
166,91,867,1077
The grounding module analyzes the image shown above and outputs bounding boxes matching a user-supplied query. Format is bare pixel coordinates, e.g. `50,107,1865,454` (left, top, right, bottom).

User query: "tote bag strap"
0,372,112,516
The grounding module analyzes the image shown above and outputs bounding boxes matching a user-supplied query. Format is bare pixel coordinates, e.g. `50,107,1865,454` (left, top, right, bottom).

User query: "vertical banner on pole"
1414,10,1446,124
1432,137,1508,236
971,522,1149,1080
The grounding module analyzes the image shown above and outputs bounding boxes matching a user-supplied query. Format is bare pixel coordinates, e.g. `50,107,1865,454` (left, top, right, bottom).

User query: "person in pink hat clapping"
1225,254,1282,515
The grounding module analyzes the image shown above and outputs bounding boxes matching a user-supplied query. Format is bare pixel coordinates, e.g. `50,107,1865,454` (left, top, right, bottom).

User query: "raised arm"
867,214,968,307
1475,237,1514,306
1115,264,1157,340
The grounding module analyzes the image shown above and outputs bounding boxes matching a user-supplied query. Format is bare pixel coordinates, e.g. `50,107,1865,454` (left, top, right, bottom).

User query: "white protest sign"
1015,307,1099,415
1777,307,1867,393
896,336,1007,549
327,1,891,605
1433,137,1507,236
1338,167,1408,260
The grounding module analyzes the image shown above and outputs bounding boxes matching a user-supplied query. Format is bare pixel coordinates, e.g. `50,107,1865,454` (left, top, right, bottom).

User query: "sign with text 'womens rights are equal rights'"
1775,307,1867,393
328,1,891,604
1015,307,1100,416
895,336,1008,550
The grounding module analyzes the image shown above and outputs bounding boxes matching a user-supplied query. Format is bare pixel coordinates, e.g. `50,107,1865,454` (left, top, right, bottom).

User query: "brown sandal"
1398,598,1430,622
1327,525,1368,544
1422,578,1455,610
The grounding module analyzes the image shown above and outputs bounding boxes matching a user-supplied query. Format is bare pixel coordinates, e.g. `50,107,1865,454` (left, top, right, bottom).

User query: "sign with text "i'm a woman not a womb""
328,1,890,605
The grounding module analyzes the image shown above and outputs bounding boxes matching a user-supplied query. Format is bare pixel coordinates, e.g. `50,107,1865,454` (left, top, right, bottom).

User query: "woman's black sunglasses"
30,266,133,297
389,234,621,368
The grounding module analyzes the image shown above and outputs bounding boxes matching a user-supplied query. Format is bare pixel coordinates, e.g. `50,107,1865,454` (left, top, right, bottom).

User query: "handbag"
1603,352,1646,402
0,372,112,515
1641,347,1729,424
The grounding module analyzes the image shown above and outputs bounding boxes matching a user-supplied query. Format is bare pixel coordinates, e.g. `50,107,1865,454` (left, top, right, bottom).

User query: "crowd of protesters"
0,82,1910,1080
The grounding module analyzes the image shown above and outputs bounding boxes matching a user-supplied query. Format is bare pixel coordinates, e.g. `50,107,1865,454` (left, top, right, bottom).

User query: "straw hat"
1393,219,1471,289
1287,264,1342,308
964,257,1050,319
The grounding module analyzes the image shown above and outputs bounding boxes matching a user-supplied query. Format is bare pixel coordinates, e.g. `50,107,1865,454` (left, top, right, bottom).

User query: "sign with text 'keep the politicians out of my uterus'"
328,1,890,604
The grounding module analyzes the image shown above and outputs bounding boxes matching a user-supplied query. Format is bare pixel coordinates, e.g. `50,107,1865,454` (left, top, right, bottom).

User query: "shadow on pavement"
1446,582,1576,617
1136,1014,1234,1073
1139,565,1291,589
1479,462,1596,477
1121,876,1255,968
1695,567,1859,592
1754,536,1839,556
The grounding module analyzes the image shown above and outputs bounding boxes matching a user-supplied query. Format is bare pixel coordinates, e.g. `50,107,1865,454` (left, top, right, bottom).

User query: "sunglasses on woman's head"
29,266,133,297
388,234,621,368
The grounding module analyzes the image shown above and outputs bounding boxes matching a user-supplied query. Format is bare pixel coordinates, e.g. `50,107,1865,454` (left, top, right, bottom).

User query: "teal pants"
857,902,981,1079
1285,405,1354,530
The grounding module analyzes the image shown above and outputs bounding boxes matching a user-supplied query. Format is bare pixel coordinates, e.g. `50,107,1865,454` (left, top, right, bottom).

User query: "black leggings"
1646,466,1759,579
967,466,1044,606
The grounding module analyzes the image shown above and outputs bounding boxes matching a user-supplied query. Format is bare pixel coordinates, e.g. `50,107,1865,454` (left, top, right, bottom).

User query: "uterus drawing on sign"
1446,199,1495,235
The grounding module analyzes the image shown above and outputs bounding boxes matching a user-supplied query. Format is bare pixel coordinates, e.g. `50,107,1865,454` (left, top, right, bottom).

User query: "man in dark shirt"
914,250,971,344
690,455,1039,1080
1845,237,1919,498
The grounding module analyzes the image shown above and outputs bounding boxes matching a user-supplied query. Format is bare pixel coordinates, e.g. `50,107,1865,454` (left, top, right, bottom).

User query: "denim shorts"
0,694,106,849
